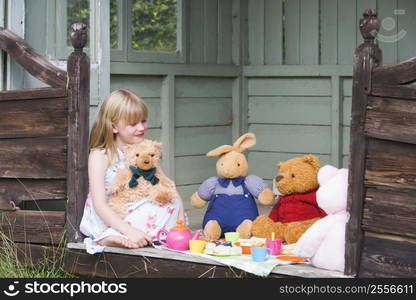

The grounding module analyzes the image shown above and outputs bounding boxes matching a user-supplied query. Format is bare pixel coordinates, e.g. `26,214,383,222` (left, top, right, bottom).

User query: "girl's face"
112,119,148,147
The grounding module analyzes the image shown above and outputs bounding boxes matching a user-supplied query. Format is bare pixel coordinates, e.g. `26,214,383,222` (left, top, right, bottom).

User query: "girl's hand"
124,227,153,248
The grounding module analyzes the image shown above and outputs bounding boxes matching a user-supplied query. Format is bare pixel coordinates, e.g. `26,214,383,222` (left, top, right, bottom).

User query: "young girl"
80,89,185,254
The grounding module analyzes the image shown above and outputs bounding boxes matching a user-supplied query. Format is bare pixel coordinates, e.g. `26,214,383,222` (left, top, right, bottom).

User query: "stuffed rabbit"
190,133,275,240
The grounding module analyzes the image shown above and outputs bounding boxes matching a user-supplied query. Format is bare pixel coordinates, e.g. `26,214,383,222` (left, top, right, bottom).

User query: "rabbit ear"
233,133,256,152
206,145,234,157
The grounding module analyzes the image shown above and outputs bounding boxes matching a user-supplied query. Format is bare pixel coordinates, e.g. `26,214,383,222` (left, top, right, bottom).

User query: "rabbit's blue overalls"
202,177,259,236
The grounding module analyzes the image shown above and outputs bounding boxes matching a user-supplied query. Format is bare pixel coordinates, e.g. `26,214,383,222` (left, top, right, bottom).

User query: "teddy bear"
107,140,176,218
294,165,349,272
251,155,327,244
190,133,275,240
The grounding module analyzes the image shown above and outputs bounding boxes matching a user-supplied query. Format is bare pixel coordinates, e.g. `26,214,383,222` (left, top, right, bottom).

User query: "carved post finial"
70,23,87,51
359,9,380,43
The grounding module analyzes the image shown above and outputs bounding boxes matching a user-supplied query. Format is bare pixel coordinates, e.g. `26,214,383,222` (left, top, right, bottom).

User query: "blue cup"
251,246,271,262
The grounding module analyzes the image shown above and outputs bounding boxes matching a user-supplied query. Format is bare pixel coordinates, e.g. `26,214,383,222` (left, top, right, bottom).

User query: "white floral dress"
80,149,182,254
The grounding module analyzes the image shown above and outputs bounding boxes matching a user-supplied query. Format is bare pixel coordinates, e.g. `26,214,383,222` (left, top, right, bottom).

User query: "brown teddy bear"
190,133,275,240
108,140,176,218
251,155,327,244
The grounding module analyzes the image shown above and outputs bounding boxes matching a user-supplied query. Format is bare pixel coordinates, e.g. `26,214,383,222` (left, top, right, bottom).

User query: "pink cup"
266,238,282,255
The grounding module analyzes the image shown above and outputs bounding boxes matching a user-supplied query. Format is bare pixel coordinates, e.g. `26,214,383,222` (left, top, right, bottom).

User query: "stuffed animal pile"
108,140,176,218
190,133,275,240
251,155,327,244
294,165,349,272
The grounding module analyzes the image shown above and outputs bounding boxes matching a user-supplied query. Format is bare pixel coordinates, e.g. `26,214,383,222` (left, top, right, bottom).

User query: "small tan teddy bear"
108,140,176,218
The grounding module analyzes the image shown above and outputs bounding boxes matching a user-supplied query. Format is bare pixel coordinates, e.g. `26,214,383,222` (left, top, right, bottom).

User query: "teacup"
224,232,240,244
251,246,271,262
189,239,207,253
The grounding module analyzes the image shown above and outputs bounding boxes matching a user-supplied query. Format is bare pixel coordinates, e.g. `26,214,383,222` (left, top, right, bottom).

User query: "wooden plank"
300,0,319,65
0,210,65,244
244,65,352,77
66,34,90,243
248,96,331,125
175,155,216,185
189,0,204,64
248,151,330,180
176,77,232,98
343,96,352,126
217,0,232,64
160,75,175,179
338,0,356,64
363,187,416,238
371,83,416,100
0,87,67,101
110,75,162,98
330,76,341,167
248,0,264,65
377,0,398,65
320,0,338,64
0,27,67,87
365,96,416,144
372,58,416,85
359,232,416,277
176,97,232,127
249,124,331,154
248,78,331,96
0,137,66,179
397,0,416,62
203,0,218,64
0,97,67,138
175,126,232,156
264,0,282,65
345,12,382,276
365,138,416,191
0,179,66,207
284,0,300,64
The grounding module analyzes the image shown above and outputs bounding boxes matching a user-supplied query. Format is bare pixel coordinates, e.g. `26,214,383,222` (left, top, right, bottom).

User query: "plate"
206,253,241,257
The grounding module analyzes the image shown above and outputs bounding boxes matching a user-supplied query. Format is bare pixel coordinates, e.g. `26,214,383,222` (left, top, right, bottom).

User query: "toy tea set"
156,221,288,262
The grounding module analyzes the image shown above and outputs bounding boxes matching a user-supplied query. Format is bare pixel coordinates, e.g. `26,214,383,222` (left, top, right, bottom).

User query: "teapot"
156,220,202,251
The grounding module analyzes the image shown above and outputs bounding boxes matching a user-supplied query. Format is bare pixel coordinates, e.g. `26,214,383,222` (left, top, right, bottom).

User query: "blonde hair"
89,89,148,164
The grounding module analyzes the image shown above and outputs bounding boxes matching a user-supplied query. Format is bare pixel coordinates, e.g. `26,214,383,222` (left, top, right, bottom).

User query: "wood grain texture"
372,57,416,84
0,210,65,244
0,137,67,179
0,87,67,101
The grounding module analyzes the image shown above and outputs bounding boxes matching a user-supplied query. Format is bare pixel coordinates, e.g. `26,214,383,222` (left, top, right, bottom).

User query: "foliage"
66,0,177,52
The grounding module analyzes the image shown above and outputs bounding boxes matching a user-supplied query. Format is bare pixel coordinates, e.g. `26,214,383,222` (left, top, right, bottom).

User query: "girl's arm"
89,150,152,246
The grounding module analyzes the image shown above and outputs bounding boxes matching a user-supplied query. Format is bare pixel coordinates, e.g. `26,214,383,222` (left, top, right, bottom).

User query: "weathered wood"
371,83,416,100
0,210,65,244
359,232,416,277
345,9,382,277
0,87,67,101
365,96,416,144
0,27,67,87
363,187,416,238
365,138,416,190
0,97,67,138
0,137,67,179
66,23,90,243
0,179,66,208
372,57,416,85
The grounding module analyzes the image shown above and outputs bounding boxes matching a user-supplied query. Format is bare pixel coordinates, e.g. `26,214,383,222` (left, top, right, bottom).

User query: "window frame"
110,0,186,63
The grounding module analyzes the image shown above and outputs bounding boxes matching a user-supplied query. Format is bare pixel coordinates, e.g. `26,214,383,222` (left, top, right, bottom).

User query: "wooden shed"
0,0,415,278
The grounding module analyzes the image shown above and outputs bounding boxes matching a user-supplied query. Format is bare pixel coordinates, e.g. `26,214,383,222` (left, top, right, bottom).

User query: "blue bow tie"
128,166,159,188
218,176,245,188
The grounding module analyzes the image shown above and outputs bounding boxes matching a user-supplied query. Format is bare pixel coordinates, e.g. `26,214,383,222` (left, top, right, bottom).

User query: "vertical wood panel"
204,0,218,64
285,0,300,64
397,0,416,62
378,0,398,65
218,0,232,64
161,75,175,179
300,0,319,65
338,0,356,64
331,76,342,167
320,0,338,64
248,0,264,65
264,0,282,65
189,0,204,64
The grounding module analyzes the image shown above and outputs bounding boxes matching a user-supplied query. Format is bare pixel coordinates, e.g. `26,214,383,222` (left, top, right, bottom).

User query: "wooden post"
345,9,382,276
66,23,90,243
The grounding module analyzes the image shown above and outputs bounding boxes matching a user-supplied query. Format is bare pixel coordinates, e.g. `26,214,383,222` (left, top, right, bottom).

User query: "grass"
0,231,76,278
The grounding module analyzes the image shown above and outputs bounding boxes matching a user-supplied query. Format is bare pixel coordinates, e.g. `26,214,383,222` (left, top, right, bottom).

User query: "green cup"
224,232,240,243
